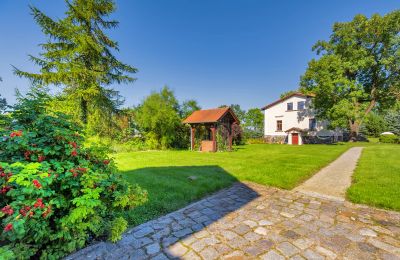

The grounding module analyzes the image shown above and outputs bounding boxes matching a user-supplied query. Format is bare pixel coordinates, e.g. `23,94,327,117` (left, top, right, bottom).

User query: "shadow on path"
67,166,260,259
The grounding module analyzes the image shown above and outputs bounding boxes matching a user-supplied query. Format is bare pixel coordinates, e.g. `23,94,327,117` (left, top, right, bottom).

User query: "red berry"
4,223,13,232
71,149,78,157
38,155,45,162
34,198,44,208
1,205,14,215
32,180,42,189
24,151,31,160
103,160,110,165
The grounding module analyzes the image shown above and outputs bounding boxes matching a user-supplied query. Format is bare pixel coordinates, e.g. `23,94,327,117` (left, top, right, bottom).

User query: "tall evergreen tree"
14,0,137,125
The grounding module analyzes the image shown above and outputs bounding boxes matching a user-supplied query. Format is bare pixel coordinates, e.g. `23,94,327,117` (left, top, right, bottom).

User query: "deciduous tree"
135,86,181,149
301,11,400,140
244,108,264,138
180,99,201,119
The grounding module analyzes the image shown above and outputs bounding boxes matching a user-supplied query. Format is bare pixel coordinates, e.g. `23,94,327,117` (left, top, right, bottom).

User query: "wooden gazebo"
182,107,240,152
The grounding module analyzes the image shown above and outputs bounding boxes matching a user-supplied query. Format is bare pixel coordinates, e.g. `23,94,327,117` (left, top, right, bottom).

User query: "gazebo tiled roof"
182,107,239,124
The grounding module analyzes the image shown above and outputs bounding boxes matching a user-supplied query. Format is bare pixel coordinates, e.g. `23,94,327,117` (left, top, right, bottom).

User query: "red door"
292,133,299,145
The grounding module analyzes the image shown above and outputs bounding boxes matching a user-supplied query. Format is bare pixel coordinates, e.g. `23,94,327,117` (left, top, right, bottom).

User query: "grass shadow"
120,165,240,227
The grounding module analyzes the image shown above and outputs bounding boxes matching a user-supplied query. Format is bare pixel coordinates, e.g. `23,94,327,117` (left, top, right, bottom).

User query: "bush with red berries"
0,92,147,259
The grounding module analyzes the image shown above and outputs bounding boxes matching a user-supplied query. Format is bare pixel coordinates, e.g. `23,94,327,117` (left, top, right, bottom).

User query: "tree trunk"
80,98,88,125
349,120,360,142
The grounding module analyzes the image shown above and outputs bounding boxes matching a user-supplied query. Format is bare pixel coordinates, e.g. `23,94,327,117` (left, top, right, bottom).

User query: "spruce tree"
14,0,137,125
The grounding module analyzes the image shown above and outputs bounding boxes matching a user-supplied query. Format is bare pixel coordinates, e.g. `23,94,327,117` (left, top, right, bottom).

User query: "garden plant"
0,92,147,259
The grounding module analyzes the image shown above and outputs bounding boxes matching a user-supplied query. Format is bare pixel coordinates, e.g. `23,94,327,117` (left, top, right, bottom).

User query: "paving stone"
359,227,378,237
220,230,238,240
280,211,295,218
194,230,209,239
245,244,267,257
244,231,261,242
199,246,220,260
261,249,285,260
302,249,324,260
255,227,268,236
173,228,192,238
214,243,232,255
146,242,161,255
357,241,378,253
133,226,154,238
161,236,179,248
259,219,274,226
165,242,188,258
315,246,337,259
151,252,169,260
127,248,147,259
293,238,313,250
181,250,201,260
368,238,400,255
233,224,251,235
68,181,400,260
276,242,300,257
222,250,245,259
290,255,306,260
299,214,314,222
243,220,258,228
181,235,197,246
282,230,301,240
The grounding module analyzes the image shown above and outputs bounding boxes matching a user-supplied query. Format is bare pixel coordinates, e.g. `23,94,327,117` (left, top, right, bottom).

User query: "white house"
261,92,341,145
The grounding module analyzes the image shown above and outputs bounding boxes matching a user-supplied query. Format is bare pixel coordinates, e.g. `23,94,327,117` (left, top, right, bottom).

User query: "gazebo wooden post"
190,126,196,151
228,123,233,151
210,125,217,152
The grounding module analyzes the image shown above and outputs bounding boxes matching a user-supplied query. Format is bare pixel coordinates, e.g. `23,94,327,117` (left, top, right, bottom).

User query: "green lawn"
347,144,400,211
115,144,351,225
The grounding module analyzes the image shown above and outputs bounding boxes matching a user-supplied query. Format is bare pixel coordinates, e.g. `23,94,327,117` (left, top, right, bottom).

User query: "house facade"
261,92,342,145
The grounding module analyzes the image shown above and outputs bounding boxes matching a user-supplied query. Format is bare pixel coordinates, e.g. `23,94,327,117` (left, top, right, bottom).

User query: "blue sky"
0,1,398,110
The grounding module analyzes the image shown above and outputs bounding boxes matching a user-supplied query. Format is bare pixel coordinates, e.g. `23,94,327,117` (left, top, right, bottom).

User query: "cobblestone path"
295,147,363,200
67,182,400,260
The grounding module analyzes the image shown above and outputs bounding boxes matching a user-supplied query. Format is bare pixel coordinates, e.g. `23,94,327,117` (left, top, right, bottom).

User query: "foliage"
0,92,147,258
243,108,264,138
135,87,181,149
228,104,246,124
180,100,201,119
14,0,137,133
379,134,399,144
216,132,227,151
231,123,244,145
360,112,387,137
110,217,128,243
246,138,266,144
301,11,400,140
0,95,7,114
384,107,400,136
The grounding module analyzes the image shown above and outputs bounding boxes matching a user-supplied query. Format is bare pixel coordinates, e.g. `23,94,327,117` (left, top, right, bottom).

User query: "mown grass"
347,144,400,211
115,144,351,225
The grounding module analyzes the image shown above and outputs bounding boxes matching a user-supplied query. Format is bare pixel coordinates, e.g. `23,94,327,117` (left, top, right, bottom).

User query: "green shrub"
379,134,399,144
247,138,266,144
0,93,147,258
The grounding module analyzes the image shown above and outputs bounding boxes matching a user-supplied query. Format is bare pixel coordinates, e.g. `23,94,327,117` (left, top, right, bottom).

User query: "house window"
309,118,316,130
287,102,293,111
298,101,305,110
276,120,282,131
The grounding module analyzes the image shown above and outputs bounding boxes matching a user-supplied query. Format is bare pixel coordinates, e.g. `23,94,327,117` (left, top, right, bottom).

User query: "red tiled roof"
182,107,239,124
261,92,315,110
